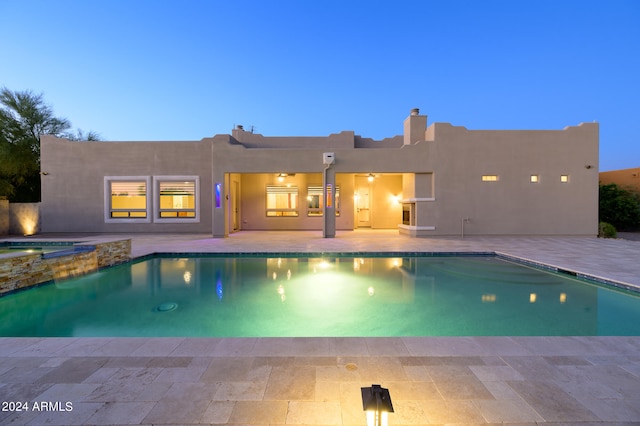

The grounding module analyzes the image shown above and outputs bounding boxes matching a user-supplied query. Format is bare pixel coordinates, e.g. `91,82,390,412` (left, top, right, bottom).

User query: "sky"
1,0,638,171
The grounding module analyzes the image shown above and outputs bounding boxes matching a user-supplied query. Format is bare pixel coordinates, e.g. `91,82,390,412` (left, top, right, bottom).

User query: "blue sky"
1,0,638,171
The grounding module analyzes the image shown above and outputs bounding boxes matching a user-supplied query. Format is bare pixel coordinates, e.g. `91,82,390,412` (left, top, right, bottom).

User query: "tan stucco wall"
422,122,599,235
40,137,214,233
39,111,599,237
217,121,599,235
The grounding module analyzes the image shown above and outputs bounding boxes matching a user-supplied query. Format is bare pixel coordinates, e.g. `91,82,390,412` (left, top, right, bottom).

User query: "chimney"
404,108,427,145
232,124,245,140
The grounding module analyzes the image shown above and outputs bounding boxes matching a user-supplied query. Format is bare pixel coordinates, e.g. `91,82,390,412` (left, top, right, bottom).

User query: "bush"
599,183,640,231
598,222,617,238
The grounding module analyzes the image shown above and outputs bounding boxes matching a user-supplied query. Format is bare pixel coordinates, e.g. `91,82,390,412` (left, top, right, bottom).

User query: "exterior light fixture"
277,173,287,182
367,173,375,183
361,384,394,426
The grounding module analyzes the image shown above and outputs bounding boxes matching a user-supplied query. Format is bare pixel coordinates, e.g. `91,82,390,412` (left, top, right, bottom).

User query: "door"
355,177,371,227
232,180,240,231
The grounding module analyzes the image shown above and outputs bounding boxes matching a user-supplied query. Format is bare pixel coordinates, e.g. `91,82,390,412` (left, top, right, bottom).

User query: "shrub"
598,222,617,238
599,183,640,231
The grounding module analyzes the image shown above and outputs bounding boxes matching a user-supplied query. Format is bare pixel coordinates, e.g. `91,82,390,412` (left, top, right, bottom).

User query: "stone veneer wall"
0,238,131,295
93,239,131,268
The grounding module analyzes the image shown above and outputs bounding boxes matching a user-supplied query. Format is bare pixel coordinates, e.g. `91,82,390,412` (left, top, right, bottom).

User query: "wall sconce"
361,384,394,426
367,173,375,183
277,173,287,182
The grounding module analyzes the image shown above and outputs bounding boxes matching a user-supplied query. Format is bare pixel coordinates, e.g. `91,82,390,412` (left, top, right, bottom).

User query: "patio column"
323,167,336,238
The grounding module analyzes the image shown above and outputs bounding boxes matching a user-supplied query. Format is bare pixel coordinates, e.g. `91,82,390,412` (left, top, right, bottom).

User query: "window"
560,175,569,183
266,185,298,216
530,175,539,183
481,175,499,182
306,185,340,216
105,177,151,223
154,176,199,223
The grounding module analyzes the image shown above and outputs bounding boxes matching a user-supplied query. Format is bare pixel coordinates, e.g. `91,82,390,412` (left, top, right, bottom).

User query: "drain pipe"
461,217,471,239
322,163,332,238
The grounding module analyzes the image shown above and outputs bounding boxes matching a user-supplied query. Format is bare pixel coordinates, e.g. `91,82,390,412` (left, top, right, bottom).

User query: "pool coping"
494,251,640,293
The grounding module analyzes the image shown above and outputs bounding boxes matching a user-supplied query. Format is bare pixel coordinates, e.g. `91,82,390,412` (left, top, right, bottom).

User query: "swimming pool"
1,254,639,337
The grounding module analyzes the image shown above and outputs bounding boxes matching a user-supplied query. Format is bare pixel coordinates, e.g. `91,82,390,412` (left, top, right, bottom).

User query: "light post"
361,384,394,426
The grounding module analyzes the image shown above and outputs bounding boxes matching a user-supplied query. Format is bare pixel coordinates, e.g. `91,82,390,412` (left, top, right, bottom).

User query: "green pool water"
1,255,639,337
0,246,74,255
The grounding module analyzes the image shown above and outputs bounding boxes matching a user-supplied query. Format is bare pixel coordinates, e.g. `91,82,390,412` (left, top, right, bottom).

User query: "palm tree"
0,87,98,201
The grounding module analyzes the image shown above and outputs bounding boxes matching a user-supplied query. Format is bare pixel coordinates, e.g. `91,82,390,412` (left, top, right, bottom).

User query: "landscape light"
361,384,394,426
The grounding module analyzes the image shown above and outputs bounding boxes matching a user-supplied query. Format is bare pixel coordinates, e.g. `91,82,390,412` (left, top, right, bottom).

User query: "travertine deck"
1,230,639,424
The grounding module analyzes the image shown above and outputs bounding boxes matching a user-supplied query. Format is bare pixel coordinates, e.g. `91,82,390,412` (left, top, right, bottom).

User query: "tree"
599,183,640,232
0,87,99,201
66,128,101,142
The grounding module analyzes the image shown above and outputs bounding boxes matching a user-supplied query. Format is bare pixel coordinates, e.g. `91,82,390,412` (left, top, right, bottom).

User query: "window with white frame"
266,185,298,216
154,176,199,222
105,177,151,223
307,185,340,216
560,175,570,183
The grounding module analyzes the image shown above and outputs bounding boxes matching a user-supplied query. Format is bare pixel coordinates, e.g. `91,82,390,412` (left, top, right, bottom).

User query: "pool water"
0,242,77,255
0,247,71,255
1,255,639,337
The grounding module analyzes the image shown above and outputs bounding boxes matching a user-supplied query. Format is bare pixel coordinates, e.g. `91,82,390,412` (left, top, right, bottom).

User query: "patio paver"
1,230,639,424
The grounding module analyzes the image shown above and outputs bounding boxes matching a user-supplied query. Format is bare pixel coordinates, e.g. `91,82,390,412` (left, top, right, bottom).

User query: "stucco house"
40,109,599,238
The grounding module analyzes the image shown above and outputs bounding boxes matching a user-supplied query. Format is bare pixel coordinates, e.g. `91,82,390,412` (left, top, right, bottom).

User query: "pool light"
361,384,394,426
